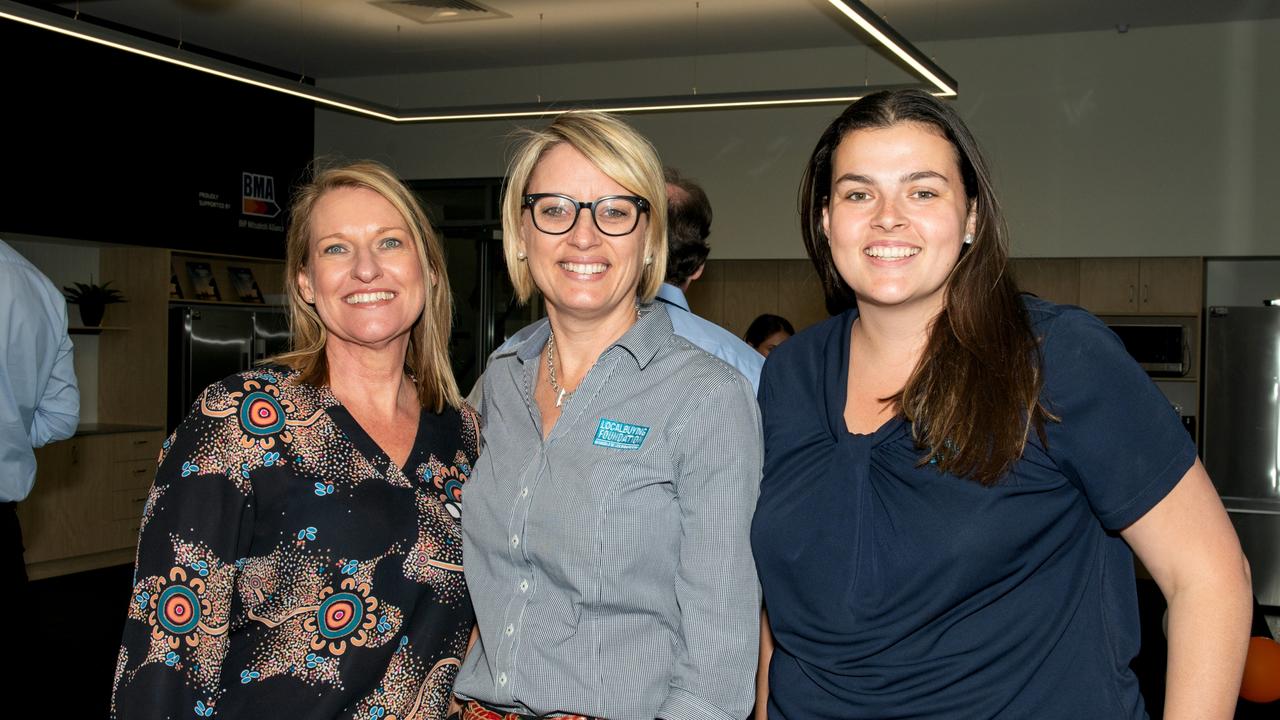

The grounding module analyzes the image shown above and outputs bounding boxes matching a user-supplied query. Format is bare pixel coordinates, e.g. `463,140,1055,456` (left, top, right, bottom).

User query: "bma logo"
242,172,281,218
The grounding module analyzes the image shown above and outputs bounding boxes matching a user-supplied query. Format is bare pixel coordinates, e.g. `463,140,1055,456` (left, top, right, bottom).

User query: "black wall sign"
1,20,313,258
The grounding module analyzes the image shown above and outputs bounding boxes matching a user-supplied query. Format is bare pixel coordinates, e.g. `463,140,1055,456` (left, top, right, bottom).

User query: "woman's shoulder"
760,310,849,386
198,364,330,414
1019,295,1121,364
1021,294,1105,336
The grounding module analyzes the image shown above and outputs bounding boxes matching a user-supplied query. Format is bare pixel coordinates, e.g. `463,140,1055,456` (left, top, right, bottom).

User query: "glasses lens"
531,195,577,234
593,197,639,236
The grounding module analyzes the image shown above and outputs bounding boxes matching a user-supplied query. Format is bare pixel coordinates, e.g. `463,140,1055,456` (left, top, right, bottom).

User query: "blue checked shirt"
455,303,762,720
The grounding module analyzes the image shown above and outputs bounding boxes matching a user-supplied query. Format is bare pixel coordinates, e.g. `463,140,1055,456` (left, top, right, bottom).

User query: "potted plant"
63,277,127,327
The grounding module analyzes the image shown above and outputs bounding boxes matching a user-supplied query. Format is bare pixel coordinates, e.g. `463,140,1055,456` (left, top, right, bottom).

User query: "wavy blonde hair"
274,160,462,412
502,111,668,304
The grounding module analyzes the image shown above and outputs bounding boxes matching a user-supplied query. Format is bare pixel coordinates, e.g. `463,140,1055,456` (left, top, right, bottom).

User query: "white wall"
5,235,100,423
316,19,1280,260
1205,259,1280,307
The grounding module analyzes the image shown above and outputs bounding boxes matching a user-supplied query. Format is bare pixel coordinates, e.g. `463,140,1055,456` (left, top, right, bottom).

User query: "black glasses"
522,193,650,237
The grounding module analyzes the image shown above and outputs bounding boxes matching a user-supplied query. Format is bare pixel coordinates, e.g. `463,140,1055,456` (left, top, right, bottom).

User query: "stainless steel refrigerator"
167,305,292,432
1203,305,1280,609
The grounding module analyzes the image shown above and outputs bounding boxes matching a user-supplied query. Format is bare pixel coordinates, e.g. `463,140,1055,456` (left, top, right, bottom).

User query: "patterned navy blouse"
112,366,479,719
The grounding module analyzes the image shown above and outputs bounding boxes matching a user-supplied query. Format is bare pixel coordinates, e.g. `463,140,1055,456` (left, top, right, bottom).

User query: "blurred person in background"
743,314,795,359
0,237,79,664
654,166,764,391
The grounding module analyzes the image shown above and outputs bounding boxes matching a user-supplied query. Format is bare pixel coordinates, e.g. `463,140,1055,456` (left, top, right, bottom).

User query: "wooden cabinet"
686,259,829,337
19,430,163,580
1077,258,1202,315
1079,259,1142,313
1009,259,1080,306
1138,258,1202,315
100,247,171,427
1014,257,1203,316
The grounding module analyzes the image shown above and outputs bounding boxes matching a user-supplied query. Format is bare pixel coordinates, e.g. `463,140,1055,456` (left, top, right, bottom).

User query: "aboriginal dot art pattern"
112,368,479,719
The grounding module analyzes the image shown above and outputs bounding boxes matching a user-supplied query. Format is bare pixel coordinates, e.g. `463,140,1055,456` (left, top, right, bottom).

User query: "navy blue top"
750,297,1196,719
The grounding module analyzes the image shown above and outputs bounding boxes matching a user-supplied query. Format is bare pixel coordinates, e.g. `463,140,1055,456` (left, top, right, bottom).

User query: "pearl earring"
963,233,974,245
644,255,653,266
516,250,527,261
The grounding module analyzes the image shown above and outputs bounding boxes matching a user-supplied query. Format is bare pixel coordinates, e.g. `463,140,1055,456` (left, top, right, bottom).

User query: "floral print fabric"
112,367,479,719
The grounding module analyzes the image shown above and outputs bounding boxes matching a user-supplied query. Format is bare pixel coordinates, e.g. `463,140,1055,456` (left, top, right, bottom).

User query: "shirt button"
510,535,520,549
520,487,529,498
498,672,508,686
518,579,529,592
505,624,514,636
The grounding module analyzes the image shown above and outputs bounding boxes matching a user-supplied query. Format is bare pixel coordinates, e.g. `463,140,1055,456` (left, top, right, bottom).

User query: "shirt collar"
655,283,691,312
510,302,671,371
511,319,551,364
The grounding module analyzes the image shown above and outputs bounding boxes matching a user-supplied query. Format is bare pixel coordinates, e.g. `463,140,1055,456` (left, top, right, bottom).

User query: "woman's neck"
325,339,414,418
852,299,940,367
545,299,638,384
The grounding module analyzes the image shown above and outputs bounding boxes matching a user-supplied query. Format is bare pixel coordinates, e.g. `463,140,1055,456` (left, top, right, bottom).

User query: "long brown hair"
799,90,1053,486
274,160,462,413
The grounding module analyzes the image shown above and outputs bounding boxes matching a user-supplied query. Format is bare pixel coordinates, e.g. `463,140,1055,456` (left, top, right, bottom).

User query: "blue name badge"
593,418,650,450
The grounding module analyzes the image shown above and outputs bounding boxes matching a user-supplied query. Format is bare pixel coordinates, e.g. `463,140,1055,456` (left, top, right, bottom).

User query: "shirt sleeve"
1039,307,1197,530
112,384,253,718
658,373,763,720
29,299,79,448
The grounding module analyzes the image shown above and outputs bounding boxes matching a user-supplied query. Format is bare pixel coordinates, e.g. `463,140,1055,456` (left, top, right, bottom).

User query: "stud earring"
963,233,974,245
644,255,653,266
516,250,527,261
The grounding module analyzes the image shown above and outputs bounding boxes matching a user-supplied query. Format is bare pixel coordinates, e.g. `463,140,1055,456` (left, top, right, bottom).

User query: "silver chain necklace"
545,303,641,408
546,328,574,408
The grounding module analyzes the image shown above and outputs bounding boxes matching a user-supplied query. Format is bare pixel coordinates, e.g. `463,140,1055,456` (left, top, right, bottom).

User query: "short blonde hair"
502,111,668,303
274,160,462,412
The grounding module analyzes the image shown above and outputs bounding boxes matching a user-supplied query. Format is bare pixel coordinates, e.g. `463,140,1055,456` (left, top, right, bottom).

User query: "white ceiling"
41,0,1280,79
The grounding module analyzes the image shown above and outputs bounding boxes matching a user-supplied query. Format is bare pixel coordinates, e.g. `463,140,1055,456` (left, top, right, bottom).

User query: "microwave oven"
1105,323,1189,377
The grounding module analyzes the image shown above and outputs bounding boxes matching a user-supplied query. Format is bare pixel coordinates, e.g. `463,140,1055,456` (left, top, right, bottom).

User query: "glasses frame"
521,193,651,237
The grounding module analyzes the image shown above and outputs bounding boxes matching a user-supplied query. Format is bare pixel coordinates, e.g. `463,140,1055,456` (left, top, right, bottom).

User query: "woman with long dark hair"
751,90,1251,718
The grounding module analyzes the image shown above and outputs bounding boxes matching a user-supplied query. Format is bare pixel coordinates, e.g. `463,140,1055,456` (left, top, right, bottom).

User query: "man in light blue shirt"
1,238,80,586
657,167,764,392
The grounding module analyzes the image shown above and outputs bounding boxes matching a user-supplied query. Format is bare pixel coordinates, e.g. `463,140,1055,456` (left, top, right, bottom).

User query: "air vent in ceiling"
370,0,511,25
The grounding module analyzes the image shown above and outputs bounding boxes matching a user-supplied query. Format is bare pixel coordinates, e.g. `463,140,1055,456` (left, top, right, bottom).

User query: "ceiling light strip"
2,0,956,123
394,84,924,122
825,0,956,96
0,4,398,121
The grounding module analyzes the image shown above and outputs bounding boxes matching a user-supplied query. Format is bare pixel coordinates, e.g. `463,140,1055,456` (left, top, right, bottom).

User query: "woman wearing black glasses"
452,112,762,720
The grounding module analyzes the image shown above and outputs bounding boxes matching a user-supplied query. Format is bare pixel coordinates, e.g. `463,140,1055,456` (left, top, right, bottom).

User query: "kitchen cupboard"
1012,257,1203,316
686,259,829,337
1077,257,1202,315
20,244,282,580
18,429,163,580
1007,259,1080,306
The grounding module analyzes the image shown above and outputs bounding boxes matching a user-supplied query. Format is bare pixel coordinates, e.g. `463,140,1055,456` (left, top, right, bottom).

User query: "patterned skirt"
462,700,603,720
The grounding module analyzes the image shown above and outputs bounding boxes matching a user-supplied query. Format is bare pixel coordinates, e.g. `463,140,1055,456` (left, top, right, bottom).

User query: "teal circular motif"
157,585,201,635
239,391,286,436
316,592,364,639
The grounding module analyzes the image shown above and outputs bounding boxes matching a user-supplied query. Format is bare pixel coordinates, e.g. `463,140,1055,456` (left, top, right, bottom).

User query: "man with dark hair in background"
656,167,764,391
